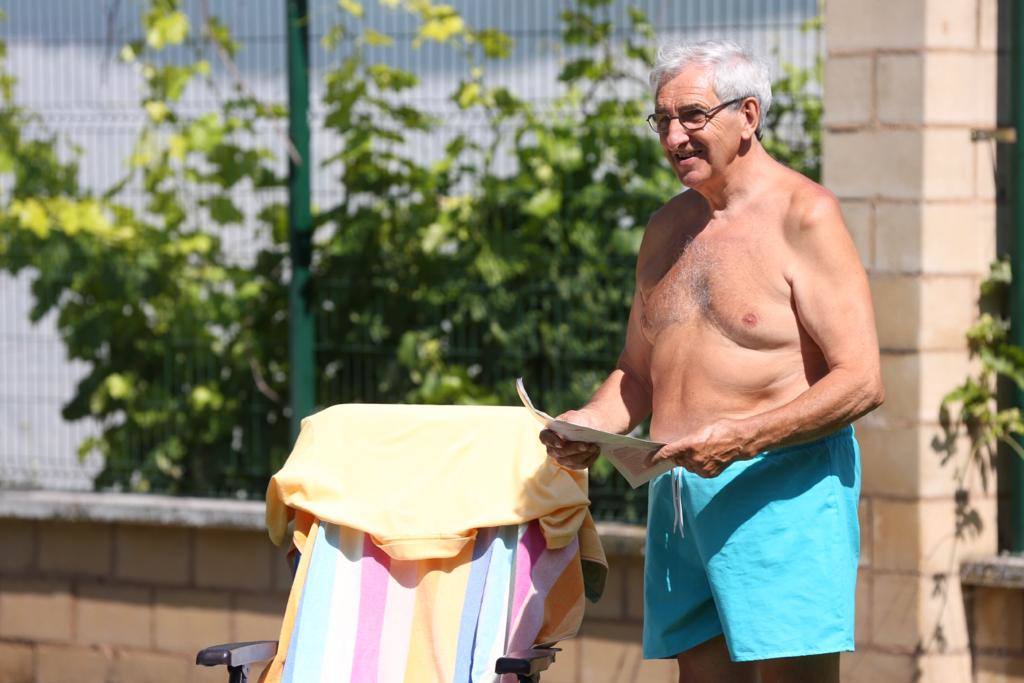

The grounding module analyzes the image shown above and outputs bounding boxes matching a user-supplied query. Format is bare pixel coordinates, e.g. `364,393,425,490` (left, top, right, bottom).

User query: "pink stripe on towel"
506,537,579,652
510,522,546,627
349,535,391,682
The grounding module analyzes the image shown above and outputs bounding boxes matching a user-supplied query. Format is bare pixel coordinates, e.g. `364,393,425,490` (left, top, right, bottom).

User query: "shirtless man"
539,41,883,683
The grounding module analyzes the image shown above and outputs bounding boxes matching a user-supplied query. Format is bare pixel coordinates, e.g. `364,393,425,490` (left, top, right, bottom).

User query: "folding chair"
196,642,557,683
196,403,606,682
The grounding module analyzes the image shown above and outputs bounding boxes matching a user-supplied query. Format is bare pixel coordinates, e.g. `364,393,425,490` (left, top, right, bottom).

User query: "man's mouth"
673,149,703,162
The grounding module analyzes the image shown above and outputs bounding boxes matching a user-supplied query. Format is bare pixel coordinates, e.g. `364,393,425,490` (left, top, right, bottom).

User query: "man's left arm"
740,189,884,451
655,189,884,476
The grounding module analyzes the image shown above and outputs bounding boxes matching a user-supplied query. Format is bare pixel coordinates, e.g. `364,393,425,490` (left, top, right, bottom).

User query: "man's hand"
539,410,602,471
649,419,754,478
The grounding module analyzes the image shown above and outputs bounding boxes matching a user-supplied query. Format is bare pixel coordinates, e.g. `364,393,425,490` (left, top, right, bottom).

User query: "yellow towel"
265,403,606,600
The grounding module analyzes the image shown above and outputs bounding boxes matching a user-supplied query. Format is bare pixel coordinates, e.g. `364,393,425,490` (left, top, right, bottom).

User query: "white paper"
516,377,674,488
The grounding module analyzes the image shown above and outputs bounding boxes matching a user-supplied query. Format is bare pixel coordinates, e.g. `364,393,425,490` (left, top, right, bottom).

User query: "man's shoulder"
652,188,699,215
775,174,860,265
648,189,703,230
636,191,699,267
781,174,842,236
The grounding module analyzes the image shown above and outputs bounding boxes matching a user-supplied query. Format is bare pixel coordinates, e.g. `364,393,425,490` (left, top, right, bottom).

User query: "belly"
647,323,821,442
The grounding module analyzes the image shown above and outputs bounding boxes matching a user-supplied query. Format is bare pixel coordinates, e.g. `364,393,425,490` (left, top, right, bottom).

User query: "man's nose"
663,119,690,148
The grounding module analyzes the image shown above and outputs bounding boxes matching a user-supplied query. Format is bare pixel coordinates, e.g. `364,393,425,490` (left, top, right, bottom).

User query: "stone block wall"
0,517,289,683
824,0,1003,680
545,552,675,683
0,493,668,683
969,585,1024,682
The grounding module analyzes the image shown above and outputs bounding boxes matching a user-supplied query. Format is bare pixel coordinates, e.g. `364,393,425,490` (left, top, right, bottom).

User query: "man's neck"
693,143,772,215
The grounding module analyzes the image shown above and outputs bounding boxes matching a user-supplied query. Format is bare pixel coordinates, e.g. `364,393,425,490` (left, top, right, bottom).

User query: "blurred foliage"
0,1,822,506
0,3,290,494
935,257,1019,643
762,58,822,181
940,257,1024,505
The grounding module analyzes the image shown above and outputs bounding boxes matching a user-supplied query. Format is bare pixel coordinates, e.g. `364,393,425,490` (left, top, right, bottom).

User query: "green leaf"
144,100,171,123
185,114,225,152
321,24,347,50
146,10,190,50
523,188,562,219
338,0,364,18
416,8,465,45
0,147,14,174
558,58,596,83
980,256,1011,296
204,16,239,56
258,203,289,244
9,198,50,238
204,196,243,225
362,28,394,46
454,81,481,109
473,28,512,59
119,43,138,63
367,64,418,91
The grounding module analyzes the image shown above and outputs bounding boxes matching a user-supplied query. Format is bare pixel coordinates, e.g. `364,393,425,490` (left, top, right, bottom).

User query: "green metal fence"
0,0,822,522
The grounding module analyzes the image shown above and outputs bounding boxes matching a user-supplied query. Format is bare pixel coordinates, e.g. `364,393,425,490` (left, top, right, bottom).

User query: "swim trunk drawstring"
672,467,685,539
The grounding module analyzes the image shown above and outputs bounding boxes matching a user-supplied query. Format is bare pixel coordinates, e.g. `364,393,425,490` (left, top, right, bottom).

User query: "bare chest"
638,236,792,347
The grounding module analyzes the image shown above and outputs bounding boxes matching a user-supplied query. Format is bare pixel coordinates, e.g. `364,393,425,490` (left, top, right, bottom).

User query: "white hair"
648,40,773,135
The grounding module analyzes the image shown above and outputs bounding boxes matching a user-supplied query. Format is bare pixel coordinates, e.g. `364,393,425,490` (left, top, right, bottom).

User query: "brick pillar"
823,0,1001,681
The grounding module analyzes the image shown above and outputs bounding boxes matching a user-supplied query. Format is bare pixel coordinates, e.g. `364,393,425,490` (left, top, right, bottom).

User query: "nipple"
742,312,758,326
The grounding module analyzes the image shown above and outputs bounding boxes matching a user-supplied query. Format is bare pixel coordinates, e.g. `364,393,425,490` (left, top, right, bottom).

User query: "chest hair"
642,238,718,335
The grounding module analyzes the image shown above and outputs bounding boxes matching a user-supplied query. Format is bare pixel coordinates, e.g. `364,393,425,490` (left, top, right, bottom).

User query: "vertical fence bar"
1009,0,1024,552
286,0,315,441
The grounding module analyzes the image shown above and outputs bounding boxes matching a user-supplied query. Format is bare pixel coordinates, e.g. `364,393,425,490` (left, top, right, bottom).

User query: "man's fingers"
646,446,673,467
671,451,700,474
539,429,564,448
541,426,600,471
652,443,691,467
550,444,600,470
540,429,600,456
555,452,598,470
563,441,598,456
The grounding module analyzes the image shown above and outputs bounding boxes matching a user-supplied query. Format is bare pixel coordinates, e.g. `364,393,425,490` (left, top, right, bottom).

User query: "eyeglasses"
646,97,746,135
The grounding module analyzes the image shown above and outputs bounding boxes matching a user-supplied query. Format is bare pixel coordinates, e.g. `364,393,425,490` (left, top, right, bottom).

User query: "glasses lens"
679,110,707,130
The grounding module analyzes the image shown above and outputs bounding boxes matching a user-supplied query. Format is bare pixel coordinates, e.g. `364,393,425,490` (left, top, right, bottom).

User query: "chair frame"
196,641,559,682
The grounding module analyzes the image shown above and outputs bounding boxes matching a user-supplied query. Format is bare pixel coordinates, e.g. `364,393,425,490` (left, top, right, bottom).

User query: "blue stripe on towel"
283,522,339,683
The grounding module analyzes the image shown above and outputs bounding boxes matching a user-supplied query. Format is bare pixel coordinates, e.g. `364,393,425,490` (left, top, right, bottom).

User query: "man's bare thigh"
675,635,756,683
675,637,839,683
758,652,839,683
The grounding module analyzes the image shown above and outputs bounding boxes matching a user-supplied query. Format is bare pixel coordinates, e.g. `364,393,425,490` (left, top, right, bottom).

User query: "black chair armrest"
196,641,279,667
495,647,559,675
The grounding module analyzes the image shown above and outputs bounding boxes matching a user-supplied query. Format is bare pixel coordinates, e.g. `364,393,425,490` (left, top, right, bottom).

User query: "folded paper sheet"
516,378,673,488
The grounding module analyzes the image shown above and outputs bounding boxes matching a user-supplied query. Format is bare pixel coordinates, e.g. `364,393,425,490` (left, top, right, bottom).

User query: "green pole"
1012,0,1024,552
286,0,315,442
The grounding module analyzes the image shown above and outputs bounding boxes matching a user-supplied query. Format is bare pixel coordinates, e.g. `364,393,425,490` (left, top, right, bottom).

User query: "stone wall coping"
0,489,265,530
961,554,1024,588
0,489,647,555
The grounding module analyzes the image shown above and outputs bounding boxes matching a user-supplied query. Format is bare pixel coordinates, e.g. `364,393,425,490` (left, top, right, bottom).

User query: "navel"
742,312,758,326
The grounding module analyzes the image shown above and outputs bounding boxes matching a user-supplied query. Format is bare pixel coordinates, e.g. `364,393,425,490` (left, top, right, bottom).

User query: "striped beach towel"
259,518,584,683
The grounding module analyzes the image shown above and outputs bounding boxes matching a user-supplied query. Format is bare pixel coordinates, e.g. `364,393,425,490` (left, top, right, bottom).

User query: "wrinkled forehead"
655,64,716,111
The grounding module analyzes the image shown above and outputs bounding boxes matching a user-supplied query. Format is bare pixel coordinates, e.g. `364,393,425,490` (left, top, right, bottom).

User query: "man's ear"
740,97,760,141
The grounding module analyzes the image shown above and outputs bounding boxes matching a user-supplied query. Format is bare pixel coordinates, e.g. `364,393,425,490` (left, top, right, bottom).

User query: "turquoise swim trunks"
643,426,860,662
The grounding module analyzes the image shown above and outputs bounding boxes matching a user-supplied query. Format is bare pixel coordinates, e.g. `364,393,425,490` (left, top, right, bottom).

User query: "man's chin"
676,170,707,188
